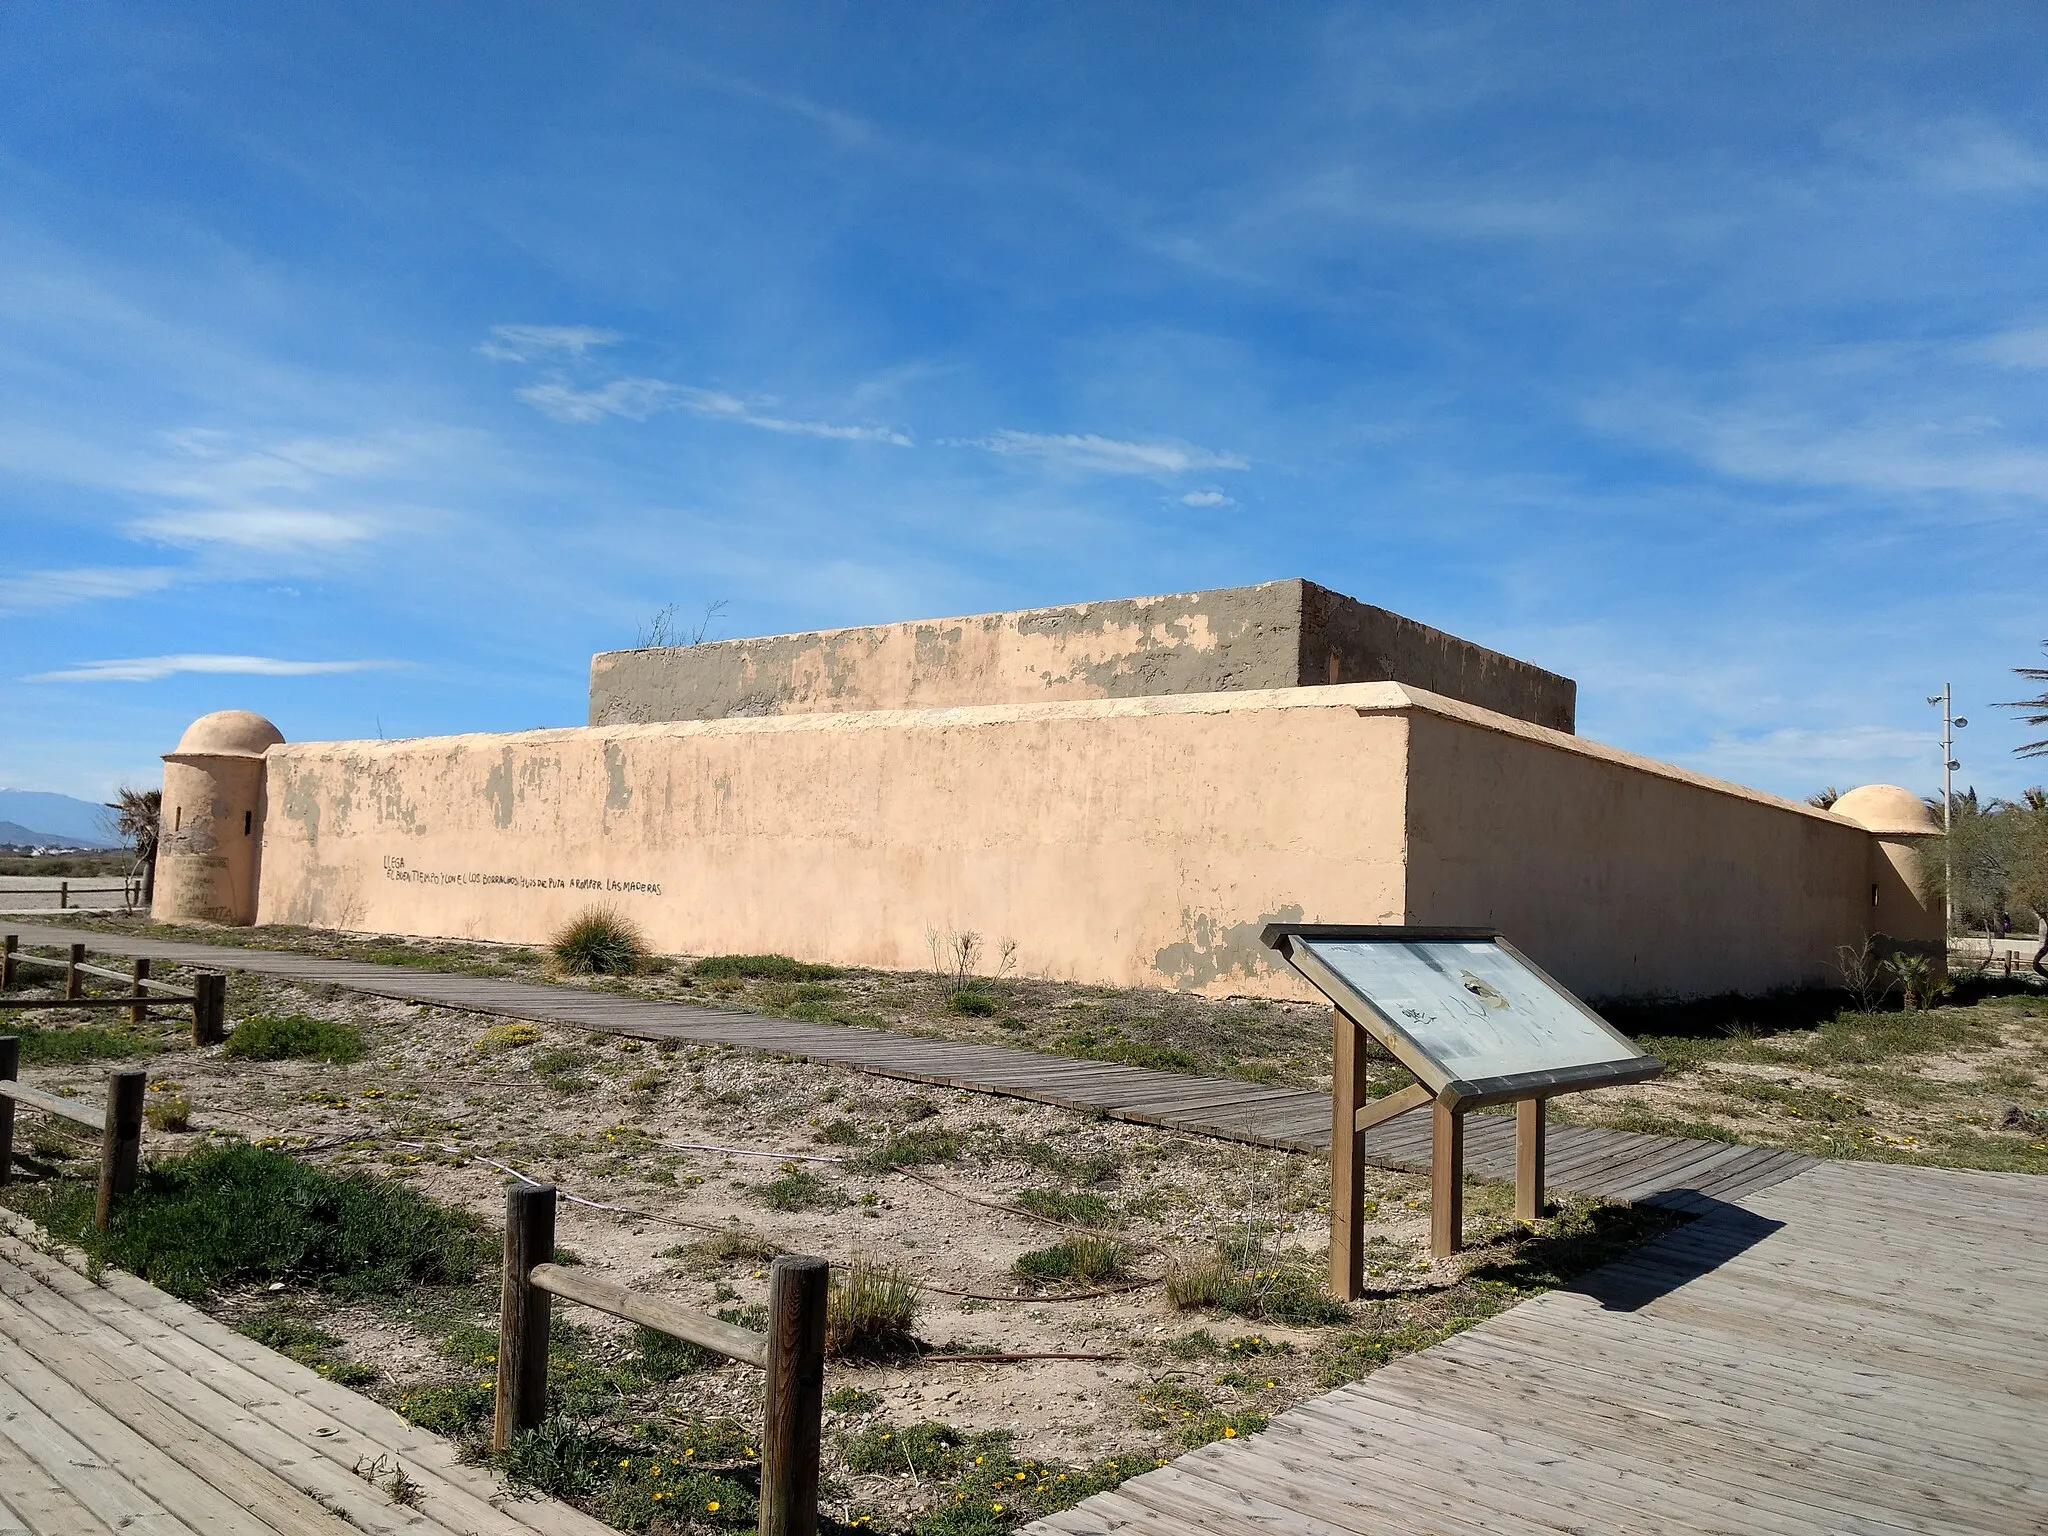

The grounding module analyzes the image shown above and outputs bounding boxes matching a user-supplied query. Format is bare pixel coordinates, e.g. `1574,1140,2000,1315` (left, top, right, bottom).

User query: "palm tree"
105,786,161,905
2002,641,2048,759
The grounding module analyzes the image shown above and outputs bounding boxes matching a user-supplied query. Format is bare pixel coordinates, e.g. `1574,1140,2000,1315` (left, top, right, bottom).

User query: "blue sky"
4,3,2046,805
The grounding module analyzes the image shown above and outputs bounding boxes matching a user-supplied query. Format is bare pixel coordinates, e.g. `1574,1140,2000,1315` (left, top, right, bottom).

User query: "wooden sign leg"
1430,1099,1465,1259
1328,1007,1367,1300
1515,1098,1546,1222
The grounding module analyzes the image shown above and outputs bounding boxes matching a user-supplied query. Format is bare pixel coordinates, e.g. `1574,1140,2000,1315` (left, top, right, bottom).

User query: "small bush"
693,954,838,982
948,989,998,1016
826,1259,919,1357
502,1416,608,1498
683,1229,777,1267
550,908,647,975
1014,1188,1117,1227
144,1085,191,1132
12,1143,491,1300
757,1165,844,1212
841,1419,963,1477
1164,1249,1348,1326
814,1118,868,1145
1013,1238,1130,1286
223,1013,365,1063
825,1385,882,1414
477,1022,542,1051
853,1126,964,1172
531,1046,593,1093
1007,1137,1121,1185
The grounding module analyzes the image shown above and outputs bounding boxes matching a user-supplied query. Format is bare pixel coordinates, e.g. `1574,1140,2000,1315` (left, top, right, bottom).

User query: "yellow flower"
619,1458,631,1468
1223,1427,1238,1438
708,1500,720,1512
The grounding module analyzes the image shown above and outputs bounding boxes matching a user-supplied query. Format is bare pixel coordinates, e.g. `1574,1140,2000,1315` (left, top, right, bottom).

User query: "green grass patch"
1012,1188,1117,1227
13,1024,157,1064
755,1165,845,1211
1164,1249,1350,1327
853,1126,964,1171
693,954,839,982
223,1012,365,1063
949,989,999,1016
5,1142,490,1300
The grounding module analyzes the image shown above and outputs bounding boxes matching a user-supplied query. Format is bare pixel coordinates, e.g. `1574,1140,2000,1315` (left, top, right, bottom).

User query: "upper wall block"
589,578,1578,732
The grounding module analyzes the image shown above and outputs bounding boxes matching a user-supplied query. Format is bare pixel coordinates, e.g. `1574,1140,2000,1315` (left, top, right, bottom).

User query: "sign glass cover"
1301,937,1639,1081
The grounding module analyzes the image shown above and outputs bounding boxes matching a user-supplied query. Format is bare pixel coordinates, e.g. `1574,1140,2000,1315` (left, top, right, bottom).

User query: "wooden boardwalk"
1027,1157,2048,1536
6,923,1809,1208
0,1217,612,1536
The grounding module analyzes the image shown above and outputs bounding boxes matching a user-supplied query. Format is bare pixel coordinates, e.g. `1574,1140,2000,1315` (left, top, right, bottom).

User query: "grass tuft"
853,1126,964,1172
14,1025,157,1064
223,1013,365,1063
1013,1187,1117,1227
550,907,648,975
826,1258,919,1357
1013,1238,1130,1286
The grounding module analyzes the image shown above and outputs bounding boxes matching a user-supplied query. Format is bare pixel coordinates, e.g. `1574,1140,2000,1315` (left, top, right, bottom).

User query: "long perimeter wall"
254,684,1900,1002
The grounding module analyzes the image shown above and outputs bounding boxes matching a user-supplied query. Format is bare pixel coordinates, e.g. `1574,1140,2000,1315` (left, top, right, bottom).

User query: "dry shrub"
550,907,647,975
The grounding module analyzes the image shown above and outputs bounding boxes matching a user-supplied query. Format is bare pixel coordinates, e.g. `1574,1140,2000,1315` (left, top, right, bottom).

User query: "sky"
3,3,2046,806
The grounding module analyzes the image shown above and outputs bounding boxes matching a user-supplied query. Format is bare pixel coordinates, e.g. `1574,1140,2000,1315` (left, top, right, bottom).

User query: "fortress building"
154,580,1941,1002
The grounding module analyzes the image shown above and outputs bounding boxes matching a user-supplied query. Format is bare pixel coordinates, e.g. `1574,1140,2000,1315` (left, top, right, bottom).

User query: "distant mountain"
0,791,124,848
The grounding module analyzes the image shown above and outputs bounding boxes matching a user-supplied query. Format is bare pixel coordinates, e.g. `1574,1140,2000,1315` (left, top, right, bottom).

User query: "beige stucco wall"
1395,695,1881,999
259,687,1416,998
253,681,1896,1002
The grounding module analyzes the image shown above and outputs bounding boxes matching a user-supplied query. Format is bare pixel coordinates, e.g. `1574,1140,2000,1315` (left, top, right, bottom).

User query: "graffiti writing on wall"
381,856,661,896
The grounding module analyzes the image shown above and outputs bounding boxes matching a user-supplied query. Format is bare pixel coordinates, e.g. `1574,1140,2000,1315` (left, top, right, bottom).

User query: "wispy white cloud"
127,509,377,552
515,376,912,444
479,324,622,362
1977,325,2048,369
955,431,1248,476
27,654,400,684
1179,489,1235,507
1680,725,1935,794
0,567,178,615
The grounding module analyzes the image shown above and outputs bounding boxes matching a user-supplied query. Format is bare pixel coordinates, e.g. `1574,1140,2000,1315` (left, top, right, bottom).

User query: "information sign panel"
1263,924,1661,1108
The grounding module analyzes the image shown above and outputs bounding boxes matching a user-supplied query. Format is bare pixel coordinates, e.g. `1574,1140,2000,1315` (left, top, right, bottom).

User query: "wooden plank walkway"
5,923,1810,1208
0,1216,613,1536
1027,1156,2048,1536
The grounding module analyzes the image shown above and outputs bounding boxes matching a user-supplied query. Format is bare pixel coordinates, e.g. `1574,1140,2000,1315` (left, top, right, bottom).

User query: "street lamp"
1927,684,1969,936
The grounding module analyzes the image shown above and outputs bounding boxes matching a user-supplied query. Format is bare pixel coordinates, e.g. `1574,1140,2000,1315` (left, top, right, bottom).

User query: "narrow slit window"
174,806,181,832
244,810,253,835
1871,883,1879,908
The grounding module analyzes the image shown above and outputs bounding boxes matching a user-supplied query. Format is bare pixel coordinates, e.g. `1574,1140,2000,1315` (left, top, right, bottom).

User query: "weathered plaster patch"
1154,904,1304,992
483,748,517,828
603,741,633,813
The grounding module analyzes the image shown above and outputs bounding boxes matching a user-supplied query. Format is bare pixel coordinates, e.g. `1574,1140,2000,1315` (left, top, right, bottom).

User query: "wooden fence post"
759,1255,827,1536
0,1036,16,1186
2,935,15,991
130,958,150,1028
192,974,225,1046
58,881,68,911
67,943,85,1001
95,1070,145,1229
494,1182,556,1451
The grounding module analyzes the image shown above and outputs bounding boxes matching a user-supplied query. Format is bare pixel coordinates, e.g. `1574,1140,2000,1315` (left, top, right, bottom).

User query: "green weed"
1013,1239,1130,1286
1013,1188,1117,1227
693,954,839,982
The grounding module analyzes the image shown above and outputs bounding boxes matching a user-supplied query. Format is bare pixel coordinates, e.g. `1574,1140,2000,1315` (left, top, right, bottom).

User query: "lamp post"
1926,683,1968,936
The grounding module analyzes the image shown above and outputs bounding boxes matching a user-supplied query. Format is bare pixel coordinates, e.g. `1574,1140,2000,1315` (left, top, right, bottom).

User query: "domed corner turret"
155,710,285,925
1830,783,1944,961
